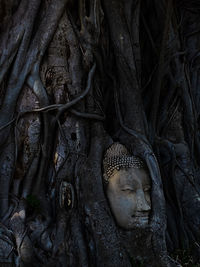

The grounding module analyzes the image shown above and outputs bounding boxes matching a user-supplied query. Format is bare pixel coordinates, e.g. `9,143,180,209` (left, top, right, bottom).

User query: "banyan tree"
0,0,200,266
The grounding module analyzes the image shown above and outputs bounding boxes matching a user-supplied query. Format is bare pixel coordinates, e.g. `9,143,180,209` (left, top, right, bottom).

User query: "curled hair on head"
103,143,146,183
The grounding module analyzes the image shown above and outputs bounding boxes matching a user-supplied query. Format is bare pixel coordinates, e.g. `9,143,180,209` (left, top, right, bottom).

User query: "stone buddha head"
103,143,151,230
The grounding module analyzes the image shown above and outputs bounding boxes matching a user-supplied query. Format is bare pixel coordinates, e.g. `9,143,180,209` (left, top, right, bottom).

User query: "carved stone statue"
103,143,151,229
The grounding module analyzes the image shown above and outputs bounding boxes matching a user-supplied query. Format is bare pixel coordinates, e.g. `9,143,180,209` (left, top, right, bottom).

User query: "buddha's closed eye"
121,187,135,192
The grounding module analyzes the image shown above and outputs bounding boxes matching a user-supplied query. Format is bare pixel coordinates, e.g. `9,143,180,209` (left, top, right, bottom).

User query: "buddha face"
106,167,151,229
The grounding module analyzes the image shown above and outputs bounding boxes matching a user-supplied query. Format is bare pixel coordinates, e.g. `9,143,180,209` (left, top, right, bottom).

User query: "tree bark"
0,0,200,266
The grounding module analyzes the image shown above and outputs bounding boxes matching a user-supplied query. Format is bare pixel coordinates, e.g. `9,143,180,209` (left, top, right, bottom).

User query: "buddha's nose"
136,190,151,212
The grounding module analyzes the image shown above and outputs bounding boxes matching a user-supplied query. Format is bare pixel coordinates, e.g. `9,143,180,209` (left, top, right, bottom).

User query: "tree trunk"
0,0,200,266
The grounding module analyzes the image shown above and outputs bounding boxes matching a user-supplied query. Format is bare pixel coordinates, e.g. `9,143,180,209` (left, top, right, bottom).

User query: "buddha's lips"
132,212,149,218
132,214,149,219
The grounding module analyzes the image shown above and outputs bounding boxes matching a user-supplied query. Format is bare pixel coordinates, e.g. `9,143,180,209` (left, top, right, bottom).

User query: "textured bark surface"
0,0,200,266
